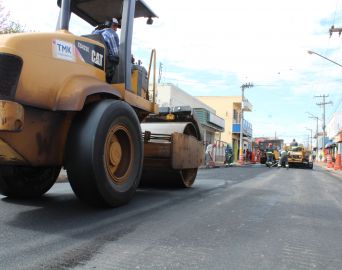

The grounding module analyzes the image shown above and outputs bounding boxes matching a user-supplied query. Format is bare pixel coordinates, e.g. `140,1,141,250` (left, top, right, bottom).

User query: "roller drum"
140,122,201,187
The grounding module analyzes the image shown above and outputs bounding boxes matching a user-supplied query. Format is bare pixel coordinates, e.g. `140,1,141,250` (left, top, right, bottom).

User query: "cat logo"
75,40,105,70
91,50,104,66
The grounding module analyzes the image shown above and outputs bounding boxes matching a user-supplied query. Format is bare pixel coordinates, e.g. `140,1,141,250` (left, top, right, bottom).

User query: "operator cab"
57,0,157,92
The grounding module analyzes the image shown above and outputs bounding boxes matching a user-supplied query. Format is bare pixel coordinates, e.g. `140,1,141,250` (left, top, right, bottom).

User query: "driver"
93,18,120,83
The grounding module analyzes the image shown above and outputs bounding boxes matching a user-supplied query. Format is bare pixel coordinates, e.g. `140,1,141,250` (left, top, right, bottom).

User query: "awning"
325,141,336,148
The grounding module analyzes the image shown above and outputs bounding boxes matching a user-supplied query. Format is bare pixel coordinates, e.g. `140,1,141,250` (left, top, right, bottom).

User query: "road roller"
0,0,203,207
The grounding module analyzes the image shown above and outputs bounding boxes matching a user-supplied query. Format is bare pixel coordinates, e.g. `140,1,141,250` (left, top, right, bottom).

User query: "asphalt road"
0,165,342,270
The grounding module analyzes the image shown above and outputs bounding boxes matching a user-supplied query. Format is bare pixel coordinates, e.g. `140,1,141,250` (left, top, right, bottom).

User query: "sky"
2,0,342,145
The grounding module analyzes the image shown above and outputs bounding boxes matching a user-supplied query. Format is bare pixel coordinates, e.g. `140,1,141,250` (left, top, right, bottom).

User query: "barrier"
334,154,342,170
239,153,244,165
251,150,256,164
326,154,334,168
256,150,261,163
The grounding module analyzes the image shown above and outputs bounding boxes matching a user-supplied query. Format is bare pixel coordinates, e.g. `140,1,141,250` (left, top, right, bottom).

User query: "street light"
239,82,254,165
305,127,313,151
307,50,342,68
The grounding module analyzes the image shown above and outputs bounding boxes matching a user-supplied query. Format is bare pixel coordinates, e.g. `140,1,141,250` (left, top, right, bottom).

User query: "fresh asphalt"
0,165,341,270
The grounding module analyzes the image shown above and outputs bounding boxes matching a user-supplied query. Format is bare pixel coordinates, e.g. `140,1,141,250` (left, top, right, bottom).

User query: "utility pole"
308,113,319,159
305,127,313,151
315,95,332,159
329,25,342,37
239,82,253,165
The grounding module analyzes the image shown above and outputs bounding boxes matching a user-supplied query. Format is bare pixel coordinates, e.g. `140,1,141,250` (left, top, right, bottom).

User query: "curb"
314,162,342,178
199,162,260,169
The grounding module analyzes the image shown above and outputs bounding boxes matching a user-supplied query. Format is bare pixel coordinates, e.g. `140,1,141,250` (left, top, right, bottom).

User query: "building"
196,96,253,161
326,112,342,163
156,83,225,144
314,132,330,161
327,112,342,140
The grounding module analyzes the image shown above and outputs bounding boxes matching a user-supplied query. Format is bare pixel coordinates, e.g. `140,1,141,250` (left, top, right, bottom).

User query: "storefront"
333,132,342,168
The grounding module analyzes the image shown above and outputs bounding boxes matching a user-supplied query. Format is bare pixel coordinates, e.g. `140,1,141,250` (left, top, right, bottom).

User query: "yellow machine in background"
274,149,280,161
287,145,313,169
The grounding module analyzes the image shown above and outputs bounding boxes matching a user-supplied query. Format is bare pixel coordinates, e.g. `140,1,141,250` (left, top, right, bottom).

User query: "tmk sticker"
52,39,75,62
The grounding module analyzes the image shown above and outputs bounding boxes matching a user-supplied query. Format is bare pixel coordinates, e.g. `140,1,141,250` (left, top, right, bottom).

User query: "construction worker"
266,143,274,166
93,18,120,83
278,147,289,168
205,143,216,167
290,139,298,147
224,144,233,167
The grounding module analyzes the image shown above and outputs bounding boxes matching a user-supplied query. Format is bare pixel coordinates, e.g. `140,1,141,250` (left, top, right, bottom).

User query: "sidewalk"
199,161,258,169
314,162,342,179
199,161,342,177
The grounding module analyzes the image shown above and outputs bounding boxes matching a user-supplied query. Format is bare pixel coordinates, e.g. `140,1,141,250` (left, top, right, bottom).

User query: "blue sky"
2,0,342,145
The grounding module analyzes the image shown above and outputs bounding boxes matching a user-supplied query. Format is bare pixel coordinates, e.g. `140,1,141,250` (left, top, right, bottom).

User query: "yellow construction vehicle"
0,0,203,207
287,145,313,169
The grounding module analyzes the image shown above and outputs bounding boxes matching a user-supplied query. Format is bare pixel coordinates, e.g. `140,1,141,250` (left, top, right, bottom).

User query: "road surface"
0,165,341,269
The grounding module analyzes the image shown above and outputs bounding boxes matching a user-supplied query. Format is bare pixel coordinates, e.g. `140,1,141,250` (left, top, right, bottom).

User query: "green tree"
0,1,25,34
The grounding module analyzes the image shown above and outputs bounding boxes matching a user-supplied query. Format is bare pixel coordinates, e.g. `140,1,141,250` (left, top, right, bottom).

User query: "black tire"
65,100,143,207
0,165,61,198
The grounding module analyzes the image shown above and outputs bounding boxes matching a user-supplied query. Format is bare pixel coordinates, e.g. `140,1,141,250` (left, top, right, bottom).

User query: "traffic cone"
327,154,333,168
334,154,342,170
256,150,261,163
251,151,256,164
239,153,244,165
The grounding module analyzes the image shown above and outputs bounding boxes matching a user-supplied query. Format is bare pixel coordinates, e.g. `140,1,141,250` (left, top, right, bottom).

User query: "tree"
0,1,9,29
0,1,25,34
1,21,25,34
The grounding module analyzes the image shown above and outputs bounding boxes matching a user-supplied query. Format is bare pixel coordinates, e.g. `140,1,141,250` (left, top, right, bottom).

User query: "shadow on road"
1,183,223,238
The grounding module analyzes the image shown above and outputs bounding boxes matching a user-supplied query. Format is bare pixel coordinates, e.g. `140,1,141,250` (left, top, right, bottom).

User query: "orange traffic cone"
251,151,256,164
327,154,333,168
334,154,342,170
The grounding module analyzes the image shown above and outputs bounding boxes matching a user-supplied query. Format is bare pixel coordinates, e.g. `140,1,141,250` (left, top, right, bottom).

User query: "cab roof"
57,0,157,26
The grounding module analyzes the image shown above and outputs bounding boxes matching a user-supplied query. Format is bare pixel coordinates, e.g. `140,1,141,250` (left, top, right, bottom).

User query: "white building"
327,112,342,139
156,83,225,144
157,83,214,112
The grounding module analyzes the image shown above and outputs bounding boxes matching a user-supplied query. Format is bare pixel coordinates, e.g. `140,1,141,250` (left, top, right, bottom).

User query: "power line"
332,96,342,114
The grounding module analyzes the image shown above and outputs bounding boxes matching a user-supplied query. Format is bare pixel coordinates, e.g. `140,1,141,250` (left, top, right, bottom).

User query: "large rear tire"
65,100,143,207
0,165,61,198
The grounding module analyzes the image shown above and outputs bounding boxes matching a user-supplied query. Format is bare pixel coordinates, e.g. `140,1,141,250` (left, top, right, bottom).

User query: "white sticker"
52,39,75,62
